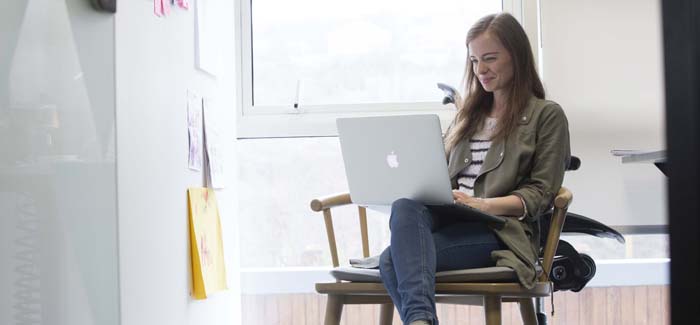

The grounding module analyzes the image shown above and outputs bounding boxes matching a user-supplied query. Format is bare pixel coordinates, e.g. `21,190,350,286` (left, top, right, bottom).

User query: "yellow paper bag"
188,187,227,299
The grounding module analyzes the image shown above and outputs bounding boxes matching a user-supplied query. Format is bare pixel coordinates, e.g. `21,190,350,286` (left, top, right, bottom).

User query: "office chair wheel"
581,254,596,278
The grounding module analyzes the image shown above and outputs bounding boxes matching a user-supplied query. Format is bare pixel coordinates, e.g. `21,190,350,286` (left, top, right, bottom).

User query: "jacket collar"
448,97,539,180
517,97,538,125
479,98,538,178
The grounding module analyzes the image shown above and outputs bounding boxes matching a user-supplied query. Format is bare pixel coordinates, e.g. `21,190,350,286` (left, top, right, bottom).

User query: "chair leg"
518,298,538,325
324,295,344,325
484,296,502,325
535,297,548,325
379,303,394,325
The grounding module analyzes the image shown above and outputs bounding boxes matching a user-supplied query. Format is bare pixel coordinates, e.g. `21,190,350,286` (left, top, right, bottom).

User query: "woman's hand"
452,190,491,213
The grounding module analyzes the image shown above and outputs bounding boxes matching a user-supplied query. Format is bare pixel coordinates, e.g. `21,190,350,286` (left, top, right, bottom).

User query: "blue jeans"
379,198,501,325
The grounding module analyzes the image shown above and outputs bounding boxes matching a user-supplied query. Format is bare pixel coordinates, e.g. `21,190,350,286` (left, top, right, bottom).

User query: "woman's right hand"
452,190,491,213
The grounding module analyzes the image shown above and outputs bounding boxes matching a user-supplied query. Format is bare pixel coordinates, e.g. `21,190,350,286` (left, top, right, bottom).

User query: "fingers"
452,190,476,207
452,190,472,200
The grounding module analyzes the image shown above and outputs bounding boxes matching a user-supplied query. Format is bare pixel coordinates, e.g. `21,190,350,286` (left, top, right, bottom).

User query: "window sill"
240,258,670,294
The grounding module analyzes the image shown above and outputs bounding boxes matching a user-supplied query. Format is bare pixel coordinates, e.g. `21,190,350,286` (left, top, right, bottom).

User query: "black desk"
612,150,667,176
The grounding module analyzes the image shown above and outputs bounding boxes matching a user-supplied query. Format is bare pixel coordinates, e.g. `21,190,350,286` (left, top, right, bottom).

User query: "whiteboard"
0,0,119,324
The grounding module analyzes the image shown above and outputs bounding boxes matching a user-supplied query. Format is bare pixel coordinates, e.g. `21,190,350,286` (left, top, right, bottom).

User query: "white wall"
115,1,240,325
2,1,240,324
541,0,667,227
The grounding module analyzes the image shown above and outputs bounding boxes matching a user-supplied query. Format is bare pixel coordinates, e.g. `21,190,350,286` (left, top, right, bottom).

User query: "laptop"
336,114,506,227
337,114,453,206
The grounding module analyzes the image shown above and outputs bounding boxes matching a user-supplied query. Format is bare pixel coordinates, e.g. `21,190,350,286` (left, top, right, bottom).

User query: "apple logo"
386,151,399,168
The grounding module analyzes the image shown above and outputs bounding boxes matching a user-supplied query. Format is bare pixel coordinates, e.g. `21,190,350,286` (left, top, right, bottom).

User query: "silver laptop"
336,114,453,206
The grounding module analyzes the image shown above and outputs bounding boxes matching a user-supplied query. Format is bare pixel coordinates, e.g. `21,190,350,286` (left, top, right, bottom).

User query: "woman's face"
468,32,514,94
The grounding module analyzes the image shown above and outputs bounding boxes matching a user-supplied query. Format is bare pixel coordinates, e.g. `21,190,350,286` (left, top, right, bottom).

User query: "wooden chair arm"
310,192,371,269
554,187,573,210
310,192,352,212
539,187,573,281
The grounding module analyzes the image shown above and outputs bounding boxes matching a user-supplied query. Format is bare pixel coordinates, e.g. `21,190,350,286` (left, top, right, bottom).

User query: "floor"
242,285,669,324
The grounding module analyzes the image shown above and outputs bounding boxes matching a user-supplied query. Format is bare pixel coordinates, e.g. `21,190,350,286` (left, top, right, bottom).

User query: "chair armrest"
540,187,573,282
554,187,573,210
310,192,352,211
310,192,372,268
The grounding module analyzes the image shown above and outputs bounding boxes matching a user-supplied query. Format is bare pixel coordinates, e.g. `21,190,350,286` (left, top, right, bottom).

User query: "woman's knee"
379,246,393,274
391,198,423,211
390,198,430,228
379,247,391,265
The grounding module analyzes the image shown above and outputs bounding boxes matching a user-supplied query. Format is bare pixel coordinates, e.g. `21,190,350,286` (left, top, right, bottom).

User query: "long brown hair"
444,13,545,153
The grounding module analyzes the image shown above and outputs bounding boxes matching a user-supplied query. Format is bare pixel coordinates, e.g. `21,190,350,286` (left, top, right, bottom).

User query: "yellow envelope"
188,187,227,299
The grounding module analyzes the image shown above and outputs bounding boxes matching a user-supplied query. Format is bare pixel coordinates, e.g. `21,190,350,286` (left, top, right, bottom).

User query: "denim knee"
390,198,430,229
379,246,393,274
392,197,422,211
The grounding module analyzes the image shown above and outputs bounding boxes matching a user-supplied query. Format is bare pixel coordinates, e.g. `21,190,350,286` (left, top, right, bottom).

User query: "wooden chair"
309,187,572,325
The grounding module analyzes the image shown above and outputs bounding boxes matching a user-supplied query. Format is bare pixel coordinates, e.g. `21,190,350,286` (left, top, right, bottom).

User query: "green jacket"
447,97,571,288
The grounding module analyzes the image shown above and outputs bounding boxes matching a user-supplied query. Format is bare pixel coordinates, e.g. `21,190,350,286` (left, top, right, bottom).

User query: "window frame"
234,0,539,138
231,0,672,294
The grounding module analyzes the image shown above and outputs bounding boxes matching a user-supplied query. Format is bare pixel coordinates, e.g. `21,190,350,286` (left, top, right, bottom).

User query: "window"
234,0,669,296
237,137,669,292
235,0,528,137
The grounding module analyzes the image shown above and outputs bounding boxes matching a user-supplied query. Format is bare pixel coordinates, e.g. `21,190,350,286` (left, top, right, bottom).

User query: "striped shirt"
457,117,498,196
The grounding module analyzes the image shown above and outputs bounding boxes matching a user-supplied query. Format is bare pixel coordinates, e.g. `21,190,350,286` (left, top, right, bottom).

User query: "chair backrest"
567,156,581,171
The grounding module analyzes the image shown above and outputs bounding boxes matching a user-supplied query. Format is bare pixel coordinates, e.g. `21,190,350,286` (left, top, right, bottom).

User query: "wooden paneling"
242,286,669,324
589,286,607,324
606,287,622,325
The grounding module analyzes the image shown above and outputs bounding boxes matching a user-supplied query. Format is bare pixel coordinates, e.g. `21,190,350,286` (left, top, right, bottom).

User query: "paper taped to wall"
188,187,227,299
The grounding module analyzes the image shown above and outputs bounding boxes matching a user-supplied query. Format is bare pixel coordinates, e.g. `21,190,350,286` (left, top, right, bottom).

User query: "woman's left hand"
452,190,491,213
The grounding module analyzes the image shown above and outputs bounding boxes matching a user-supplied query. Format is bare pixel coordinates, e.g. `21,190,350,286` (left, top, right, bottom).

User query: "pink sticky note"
154,0,164,16
177,0,190,10
162,0,171,16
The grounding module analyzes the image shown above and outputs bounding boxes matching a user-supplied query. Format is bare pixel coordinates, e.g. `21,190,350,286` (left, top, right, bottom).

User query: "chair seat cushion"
330,266,521,283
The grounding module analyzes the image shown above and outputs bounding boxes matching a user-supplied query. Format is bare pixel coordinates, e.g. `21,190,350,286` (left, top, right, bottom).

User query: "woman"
378,13,571,325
